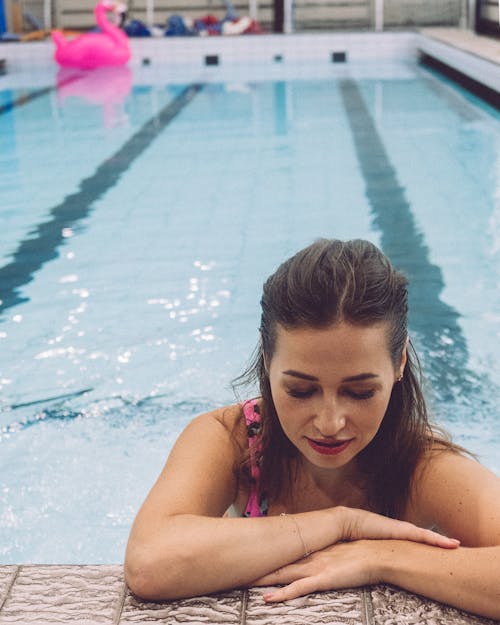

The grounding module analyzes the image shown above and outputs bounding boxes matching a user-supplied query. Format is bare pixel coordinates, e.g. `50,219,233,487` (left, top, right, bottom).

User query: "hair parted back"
260,238,408,366
234,238,458,518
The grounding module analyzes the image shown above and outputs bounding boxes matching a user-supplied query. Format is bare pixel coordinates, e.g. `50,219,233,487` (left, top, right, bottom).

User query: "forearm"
125,509,342,600
376,541,500,619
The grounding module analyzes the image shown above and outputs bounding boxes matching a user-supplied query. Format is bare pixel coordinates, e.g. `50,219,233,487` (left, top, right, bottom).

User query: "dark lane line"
0,83,204,318
0,75,83,116
4,387,93,411
339,79,472,399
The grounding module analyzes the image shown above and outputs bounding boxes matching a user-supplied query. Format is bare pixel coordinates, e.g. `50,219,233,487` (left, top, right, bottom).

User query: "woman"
125,239,500,619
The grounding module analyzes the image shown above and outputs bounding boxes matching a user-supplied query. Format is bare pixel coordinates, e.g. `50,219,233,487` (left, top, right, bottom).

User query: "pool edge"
0,564,497,624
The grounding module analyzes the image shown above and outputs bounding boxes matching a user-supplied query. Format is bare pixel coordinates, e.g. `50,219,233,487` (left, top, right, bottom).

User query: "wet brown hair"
234,238,465,518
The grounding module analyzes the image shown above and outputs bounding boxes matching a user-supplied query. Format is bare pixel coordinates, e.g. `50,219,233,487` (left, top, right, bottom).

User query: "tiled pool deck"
0,565,498,624
417,27,499,92
420,27,499,66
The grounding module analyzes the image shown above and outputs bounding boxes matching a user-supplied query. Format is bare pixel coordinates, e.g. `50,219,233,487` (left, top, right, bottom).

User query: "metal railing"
3,0,473,34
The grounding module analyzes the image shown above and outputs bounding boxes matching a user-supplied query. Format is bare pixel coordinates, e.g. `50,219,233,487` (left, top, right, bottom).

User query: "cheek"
271,392,309,435
359,395,392,433
273,396,302,426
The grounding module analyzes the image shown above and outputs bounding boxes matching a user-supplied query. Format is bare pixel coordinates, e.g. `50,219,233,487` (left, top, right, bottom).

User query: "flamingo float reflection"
56,65,132,127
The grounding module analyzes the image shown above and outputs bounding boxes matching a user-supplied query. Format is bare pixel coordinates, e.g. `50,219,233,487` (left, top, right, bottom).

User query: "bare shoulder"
136,403,248,520
185,403,250,460
405,445,500,546
212,402,248,441
167,402,248,473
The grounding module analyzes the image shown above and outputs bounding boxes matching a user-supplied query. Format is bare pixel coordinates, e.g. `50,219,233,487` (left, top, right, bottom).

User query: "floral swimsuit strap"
242,399,268,517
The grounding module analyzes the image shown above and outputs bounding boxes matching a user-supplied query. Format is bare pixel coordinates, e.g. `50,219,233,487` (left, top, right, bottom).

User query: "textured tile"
370,584,499,625
1,568,497,625
244,586,365,624
0,568,19,610
0,565,124,624
119,589,243,624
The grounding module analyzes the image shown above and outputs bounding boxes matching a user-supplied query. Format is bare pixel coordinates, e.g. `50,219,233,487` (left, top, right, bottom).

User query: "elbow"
123,548,195,601
124,548,187,601
124,555,164,601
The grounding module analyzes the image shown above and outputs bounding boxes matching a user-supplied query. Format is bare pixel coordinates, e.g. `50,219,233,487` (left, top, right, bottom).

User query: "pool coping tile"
0,567,19,612
120,588,244,624
0,566,498,624
0,564,124,624
370,584,499,625
245,586,366,624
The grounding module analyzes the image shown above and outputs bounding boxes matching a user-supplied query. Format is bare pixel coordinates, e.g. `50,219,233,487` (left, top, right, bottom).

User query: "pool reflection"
56,66,132,127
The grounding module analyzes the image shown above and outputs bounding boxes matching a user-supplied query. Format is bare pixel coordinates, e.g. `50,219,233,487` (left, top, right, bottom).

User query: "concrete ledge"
1,30,498,98
417,28,500,93
0,32,419,73
0,565,498,624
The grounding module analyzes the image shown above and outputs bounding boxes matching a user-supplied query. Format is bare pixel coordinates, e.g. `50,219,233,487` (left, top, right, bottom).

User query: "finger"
350,509,460,547
252,563,306,586
408,526,460,549
263,577,320,603
252,572,282,586
381,520,459,547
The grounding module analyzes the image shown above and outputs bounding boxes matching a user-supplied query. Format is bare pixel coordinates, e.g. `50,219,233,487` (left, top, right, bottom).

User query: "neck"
298,456,364,505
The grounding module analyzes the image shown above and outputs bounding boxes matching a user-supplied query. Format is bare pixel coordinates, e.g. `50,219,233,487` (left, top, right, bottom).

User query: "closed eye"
286,388,316,399
344,389,375,400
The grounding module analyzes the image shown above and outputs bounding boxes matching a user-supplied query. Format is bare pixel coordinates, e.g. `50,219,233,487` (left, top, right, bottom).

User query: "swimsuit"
242,399,268,517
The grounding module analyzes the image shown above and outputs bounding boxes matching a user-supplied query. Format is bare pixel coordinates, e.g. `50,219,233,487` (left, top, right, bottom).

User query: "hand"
337,506,460,548
254,540,379,602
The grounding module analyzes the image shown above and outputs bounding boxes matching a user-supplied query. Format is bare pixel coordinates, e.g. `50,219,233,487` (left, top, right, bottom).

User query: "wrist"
331,505,358,542
369,540,391,585
296,507,347,554
368,539,405,585
330,505,349,543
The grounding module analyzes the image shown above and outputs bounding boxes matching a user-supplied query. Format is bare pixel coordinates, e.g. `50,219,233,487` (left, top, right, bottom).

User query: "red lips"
306,437,353,456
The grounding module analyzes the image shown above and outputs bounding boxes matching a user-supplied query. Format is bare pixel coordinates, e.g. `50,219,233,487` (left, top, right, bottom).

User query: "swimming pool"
0,50,499,564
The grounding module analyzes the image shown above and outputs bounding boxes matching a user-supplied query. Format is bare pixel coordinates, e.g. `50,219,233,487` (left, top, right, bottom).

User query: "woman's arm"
124,407,458,600
256,540,500,619
257,451,500,619
378,450,500,618
125,406,344,599
373,540,500,619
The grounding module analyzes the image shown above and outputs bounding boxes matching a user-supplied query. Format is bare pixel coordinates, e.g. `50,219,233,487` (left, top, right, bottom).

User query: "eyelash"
286,389,315,399
286,388,376,401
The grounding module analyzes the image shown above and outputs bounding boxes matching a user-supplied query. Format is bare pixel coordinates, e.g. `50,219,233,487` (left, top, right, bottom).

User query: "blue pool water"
0,59,499,564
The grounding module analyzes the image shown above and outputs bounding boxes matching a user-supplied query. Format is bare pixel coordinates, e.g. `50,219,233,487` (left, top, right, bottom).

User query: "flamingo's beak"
100,0,127,14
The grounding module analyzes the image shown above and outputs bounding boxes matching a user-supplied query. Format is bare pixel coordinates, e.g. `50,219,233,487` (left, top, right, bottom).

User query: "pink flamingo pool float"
52,0,130,70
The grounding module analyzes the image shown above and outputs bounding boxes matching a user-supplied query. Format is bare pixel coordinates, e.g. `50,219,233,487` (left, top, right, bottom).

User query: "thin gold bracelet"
280,512,311,559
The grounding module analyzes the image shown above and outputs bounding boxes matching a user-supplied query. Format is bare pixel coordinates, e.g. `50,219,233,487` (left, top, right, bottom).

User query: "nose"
313,395,346,437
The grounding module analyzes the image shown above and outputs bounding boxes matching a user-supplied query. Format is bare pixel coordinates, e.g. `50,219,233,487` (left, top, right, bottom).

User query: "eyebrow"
282,370,379,383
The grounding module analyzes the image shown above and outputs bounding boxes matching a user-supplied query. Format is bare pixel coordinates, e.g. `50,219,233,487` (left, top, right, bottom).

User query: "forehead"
272,321,394,373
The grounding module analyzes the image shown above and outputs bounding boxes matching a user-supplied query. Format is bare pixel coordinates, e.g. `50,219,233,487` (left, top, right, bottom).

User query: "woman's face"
267,321,406,472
